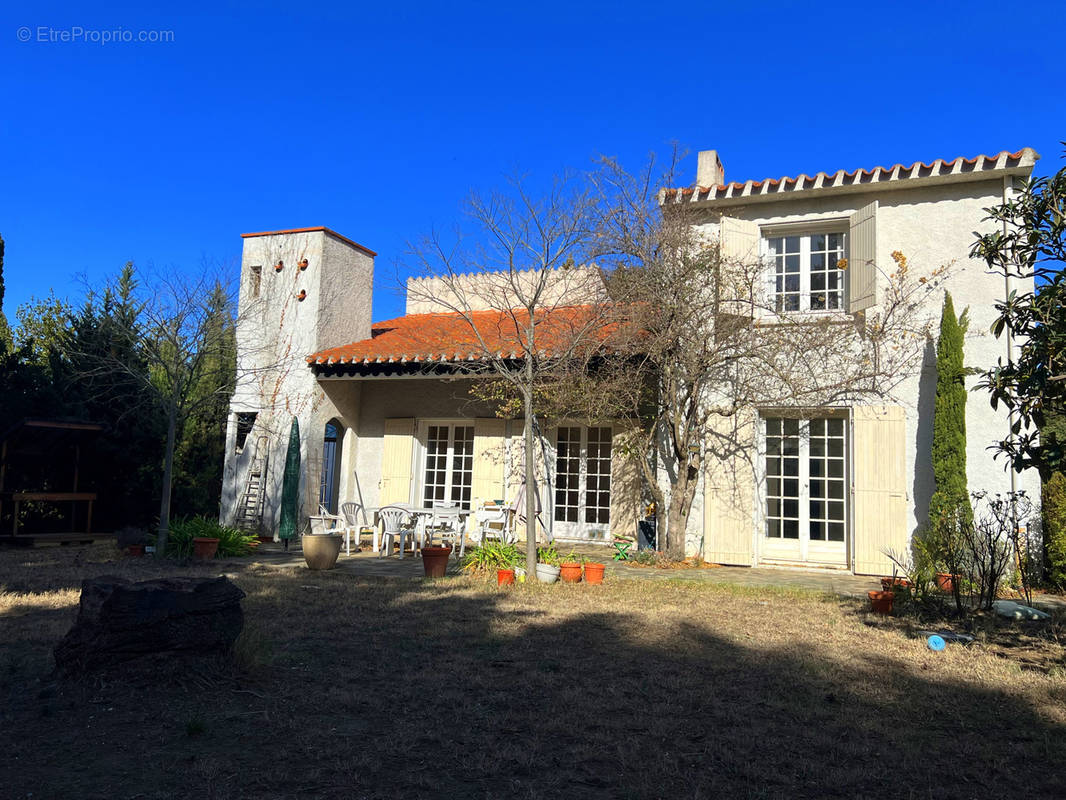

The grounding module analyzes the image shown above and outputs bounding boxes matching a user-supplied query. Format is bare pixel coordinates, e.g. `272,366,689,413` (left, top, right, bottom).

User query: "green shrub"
1043,472,1066,590
536,546,560,566
461,542,522,573
157,516,256,558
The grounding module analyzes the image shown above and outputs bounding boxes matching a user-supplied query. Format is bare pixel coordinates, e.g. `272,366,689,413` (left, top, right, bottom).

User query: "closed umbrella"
279,417,301,550
510,477,546,543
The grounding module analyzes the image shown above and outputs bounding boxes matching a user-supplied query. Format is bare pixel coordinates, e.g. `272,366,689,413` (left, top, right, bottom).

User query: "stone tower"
220,227,375,534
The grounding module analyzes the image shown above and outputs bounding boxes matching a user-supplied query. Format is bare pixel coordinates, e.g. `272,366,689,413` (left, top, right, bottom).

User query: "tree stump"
53,575,245,675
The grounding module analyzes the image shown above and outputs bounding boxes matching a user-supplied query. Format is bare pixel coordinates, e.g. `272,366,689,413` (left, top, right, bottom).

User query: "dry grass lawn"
2,543,1065,799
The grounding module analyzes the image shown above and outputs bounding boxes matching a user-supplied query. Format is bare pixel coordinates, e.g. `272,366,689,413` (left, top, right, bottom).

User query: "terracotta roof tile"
666,148,1039,204
307,305,611,367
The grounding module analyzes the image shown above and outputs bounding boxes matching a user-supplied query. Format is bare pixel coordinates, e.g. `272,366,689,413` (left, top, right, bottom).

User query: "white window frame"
761,221,849,315
757,410,850,566
416,419,475,510
550,423,614,540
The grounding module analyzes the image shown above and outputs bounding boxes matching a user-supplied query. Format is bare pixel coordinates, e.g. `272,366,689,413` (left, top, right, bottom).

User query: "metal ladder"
236,435,269,532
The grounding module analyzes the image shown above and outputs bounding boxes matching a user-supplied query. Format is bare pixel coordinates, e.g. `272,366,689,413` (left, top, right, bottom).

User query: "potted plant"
115,525,147,557
935,572,957,593
867,590,895,614
583,557,606,585
193,536,220,561
560,551,583,583
421,544,453,578
535,546,561,583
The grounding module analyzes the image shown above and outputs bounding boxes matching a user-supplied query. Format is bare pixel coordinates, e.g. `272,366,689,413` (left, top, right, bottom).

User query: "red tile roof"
307,305,614,366
667,148,1039,204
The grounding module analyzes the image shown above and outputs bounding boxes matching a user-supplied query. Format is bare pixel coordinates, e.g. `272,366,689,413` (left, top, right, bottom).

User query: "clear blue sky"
2,0,1063,323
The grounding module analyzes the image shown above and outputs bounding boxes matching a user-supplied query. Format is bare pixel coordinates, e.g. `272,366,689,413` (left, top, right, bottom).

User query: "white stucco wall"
220,229,375,533
687,174,1039,562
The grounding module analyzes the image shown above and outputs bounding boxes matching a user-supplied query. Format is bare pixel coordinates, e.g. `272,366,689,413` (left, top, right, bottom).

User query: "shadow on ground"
1,550,1065,799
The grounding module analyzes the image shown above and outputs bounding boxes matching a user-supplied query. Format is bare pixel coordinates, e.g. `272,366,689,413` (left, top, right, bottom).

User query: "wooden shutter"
720,216,760,264
704,408,756,565
471,418,507,506
848,200,878,312
380,418,415,504
852,405,908,575
609,425,642,541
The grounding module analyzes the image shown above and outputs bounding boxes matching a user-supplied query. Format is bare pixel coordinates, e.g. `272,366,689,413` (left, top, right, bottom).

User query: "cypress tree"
929,291,972,531
0,234,11,351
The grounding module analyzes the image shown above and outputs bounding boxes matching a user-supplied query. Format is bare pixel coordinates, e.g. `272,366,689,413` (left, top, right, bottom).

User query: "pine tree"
929,291,972,535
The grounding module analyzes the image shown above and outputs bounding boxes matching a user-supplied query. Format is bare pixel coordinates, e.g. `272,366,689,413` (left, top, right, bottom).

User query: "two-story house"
220,148,1040,575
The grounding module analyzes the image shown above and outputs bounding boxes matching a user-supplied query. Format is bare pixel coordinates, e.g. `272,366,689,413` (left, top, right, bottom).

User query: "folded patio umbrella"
510,477,547,541
279,417,301,549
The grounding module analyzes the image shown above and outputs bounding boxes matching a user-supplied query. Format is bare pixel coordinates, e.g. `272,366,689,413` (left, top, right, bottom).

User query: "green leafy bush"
158,516,256,558
461,542,522,573
560,550,583,564
1043,472,1066,590
536,546,560,566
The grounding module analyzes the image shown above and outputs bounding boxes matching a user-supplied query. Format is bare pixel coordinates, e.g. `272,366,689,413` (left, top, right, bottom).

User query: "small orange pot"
868,590,895,614
560,562,583,583
935,573,957,593
497,569,515,586
881,577,911,591
584,562,606,584
192,537,220,561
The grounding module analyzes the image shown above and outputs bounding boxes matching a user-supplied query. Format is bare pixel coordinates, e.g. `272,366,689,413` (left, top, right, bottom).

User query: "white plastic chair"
474,502,512,546
429,503,465,557
338,501,364,556
377,506,416,557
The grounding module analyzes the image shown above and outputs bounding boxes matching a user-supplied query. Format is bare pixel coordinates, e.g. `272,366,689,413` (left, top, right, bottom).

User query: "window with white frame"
765,231,847,312
764,416,846,543
422,424,474,509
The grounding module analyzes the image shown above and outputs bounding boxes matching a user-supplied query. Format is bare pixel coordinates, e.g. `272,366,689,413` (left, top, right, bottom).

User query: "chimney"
696,150,724,188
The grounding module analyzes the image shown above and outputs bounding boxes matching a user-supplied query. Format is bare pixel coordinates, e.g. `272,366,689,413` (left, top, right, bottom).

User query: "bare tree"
69,264,239,557
585,151,950,560
403,172,612,577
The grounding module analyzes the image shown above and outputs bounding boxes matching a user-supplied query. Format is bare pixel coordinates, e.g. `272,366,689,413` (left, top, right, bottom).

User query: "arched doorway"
318,419,344,514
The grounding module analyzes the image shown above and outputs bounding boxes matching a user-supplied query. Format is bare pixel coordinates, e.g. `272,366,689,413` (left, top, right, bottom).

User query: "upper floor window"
766,232,847,313
249,265,262,299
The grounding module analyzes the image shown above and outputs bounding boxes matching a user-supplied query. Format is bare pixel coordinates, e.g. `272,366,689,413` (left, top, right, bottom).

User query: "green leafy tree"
971,148,1066,476
1042,471,1066,590
929,292,972,531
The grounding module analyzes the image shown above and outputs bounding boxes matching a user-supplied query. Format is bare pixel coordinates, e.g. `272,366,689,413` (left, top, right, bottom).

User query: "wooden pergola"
0,419,105,543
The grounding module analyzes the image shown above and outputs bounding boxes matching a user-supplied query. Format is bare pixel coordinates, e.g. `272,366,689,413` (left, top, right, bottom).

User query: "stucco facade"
220,148,1040,575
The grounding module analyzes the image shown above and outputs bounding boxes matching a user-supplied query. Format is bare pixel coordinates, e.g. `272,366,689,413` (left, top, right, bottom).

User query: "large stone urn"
301,534,343,570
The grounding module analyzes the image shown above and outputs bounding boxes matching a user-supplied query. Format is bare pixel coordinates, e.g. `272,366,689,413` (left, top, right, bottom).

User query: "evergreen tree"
929,291,972,533
0,234,12,351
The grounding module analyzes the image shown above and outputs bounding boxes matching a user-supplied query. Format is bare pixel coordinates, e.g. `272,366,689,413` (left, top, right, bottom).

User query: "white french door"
420,423,474,510
762,416,847,566
552,425,612,539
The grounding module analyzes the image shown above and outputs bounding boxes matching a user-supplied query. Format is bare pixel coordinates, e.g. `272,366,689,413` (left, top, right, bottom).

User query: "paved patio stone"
244,539,1066,609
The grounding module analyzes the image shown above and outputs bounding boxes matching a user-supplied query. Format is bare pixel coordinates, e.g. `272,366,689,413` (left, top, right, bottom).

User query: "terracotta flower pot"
584,562,606,584
421,545,453,578
868,590,895,614
301,534,343,570
127,544,145,558
881,577,911,591
560,562,583,583
497,569,516,586
935,572,957,593
192,537,220,561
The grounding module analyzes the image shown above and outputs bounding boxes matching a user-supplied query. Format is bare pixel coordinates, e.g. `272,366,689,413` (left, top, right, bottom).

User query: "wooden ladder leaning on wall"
235,435,269,533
